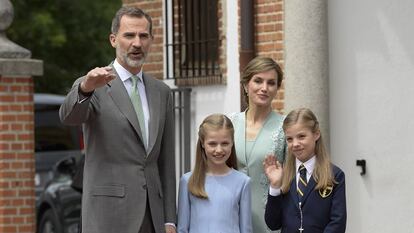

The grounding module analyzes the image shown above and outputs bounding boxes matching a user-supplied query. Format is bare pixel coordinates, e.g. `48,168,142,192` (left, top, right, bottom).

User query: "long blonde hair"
188,114,237,199
281,108,336,193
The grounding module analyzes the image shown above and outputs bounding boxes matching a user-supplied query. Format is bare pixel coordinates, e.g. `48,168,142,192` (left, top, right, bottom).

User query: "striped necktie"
130,75,147,149
297,164,307,199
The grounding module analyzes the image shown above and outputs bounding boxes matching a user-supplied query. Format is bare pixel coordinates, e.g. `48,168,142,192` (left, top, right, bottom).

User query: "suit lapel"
143,73,160,154
107,66,146,148
289,179,299,205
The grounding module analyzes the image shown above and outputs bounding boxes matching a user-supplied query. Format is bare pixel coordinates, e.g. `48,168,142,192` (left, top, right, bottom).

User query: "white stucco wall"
188,0,240,165
329,0,414,232
163,0,240,170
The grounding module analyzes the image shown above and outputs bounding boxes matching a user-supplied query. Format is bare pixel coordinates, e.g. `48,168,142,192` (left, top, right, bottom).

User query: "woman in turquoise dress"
230,57,286,233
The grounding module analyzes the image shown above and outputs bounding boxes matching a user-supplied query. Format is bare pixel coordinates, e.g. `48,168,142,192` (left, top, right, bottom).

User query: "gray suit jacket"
59,71,176,233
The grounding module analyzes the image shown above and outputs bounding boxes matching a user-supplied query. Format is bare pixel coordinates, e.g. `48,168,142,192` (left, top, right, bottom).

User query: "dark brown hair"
111,6,153,36
241,56,283,104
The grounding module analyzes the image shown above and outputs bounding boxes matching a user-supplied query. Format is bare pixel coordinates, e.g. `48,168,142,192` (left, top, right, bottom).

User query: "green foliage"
8,0,121,94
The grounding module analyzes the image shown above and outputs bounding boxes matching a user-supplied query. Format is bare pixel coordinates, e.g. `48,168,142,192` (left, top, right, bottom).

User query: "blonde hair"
280,108,336,193
188,114,237,199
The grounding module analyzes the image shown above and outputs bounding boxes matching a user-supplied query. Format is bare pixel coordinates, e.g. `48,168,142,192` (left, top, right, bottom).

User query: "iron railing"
171,87,191,176
165,0,222,85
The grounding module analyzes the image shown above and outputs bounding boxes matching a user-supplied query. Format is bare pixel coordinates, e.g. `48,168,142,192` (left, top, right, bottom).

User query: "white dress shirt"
113,60,150,148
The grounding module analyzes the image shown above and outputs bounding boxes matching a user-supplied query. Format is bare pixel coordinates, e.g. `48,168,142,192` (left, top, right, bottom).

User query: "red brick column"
0,68,39,233
1,1,46,231
255,0,285,113
125,0,165,80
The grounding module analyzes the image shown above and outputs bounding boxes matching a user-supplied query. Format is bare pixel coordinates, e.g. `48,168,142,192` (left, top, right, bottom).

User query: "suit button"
142,184,147,190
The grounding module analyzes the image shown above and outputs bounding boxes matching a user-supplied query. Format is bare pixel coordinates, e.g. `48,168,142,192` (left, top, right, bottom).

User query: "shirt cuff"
78,83,93,103
165,223,176,228
269,186,281,196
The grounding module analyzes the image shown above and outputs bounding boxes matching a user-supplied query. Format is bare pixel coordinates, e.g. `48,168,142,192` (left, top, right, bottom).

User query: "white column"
284,0,330,145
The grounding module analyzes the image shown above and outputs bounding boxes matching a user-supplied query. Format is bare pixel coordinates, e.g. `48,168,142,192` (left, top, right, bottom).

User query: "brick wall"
125,0,227,85
123,0,284,111
0,76,36,233
254,0,285,113
124,0,165,80
218,0,227,84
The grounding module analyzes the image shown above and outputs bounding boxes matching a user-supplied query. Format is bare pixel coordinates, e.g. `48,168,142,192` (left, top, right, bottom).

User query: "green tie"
130,75,147,149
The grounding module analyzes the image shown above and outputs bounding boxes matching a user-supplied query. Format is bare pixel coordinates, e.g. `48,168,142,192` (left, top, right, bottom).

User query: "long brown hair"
280,108,335,193
188,114,237,199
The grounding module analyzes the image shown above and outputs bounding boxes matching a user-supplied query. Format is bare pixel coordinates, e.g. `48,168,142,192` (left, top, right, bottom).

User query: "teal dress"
230,111,286,233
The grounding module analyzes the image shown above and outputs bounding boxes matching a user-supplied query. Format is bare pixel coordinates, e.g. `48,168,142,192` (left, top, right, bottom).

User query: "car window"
34,104,80,152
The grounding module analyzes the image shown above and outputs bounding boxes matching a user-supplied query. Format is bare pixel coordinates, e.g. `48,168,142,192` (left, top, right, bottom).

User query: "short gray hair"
111,6,153,36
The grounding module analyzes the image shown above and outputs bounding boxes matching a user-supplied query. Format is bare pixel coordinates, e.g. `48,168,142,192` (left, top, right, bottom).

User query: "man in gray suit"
59,6,176,233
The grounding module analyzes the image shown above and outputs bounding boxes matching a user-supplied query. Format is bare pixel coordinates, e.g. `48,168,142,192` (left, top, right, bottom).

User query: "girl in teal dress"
230,57,287,233
177,114,252,233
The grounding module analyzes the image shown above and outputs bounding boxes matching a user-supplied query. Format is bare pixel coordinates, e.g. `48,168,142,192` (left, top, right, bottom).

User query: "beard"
116,47,147,69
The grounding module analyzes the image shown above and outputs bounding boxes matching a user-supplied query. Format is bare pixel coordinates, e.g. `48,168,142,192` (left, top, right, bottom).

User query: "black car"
34,93,82,233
